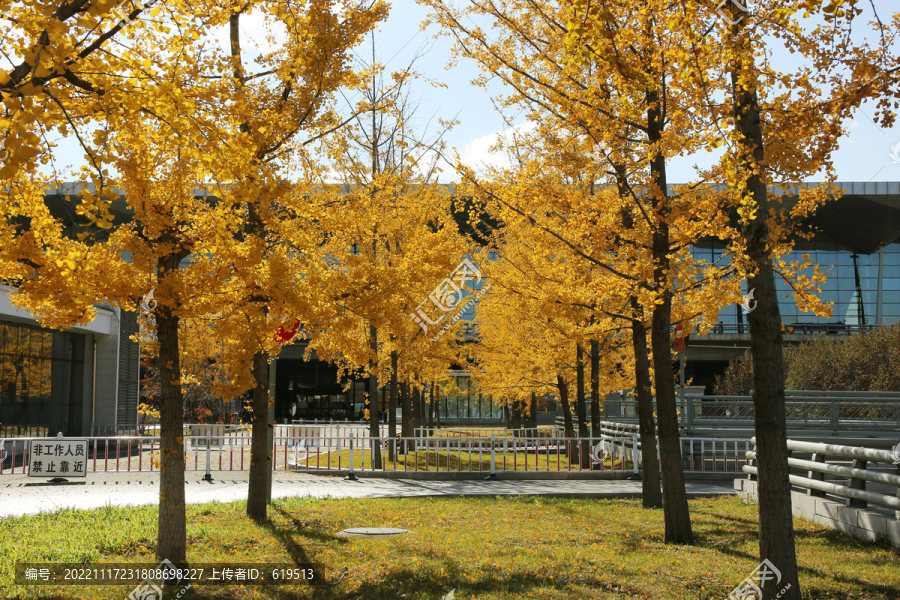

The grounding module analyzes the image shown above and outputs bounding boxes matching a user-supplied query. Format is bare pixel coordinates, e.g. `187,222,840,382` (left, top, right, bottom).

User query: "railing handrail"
685,395,900,402
4,432,757,476
749,436,899,465
743,437,900,514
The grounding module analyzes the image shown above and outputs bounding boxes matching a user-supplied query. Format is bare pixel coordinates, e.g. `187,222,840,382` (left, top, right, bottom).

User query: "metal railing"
743,437,900,518
684,393,900,431
413,427,558,439
0,428,375,476
706,322,879,335
594,391,900,436
89,421,390,438
2,430,753,477
293,434,640,475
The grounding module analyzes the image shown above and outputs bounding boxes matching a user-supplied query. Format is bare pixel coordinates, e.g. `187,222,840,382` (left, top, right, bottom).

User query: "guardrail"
1,431,754,477
295,435,640,476
593,391,900,436
86,422,390,439
684,394,900,431
706,323,879,335
743,437,900,518
413,427,558,439
0,428,375,476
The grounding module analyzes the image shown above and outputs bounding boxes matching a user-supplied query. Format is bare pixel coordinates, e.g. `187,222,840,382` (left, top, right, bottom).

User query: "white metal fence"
2,428,753,477
743,437,900,518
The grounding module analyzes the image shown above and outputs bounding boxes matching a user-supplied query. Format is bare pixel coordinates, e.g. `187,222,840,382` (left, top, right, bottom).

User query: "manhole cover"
336,527,411,539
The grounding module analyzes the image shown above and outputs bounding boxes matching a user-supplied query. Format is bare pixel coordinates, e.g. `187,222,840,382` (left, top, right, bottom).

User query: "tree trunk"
575,344,590,468
503,402,511,429
412,385,421,432
155,309,186,561
435,385,442,429
556,373,577,465
368,324,382,470
590,339,600,438
631,298,663,509
400,379,412,452
389,349,398,460
419,384,427,432
650,295,694,543
510,400,521,433
246,350,270,519
647,84,694,545
730,12,799,596
526,392,537,430
556,375,575,439
428,382,435,429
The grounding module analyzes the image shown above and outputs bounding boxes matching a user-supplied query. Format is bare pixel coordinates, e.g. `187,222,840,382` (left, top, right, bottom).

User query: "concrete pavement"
0,471,736,518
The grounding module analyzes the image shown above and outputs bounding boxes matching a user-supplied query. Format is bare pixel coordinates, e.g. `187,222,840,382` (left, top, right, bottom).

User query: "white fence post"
632,432,639,475
485,434,497,480
203,431,213,482
345,434,358,481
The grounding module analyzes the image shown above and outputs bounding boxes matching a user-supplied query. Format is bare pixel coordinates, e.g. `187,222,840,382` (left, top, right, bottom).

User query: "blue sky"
17,0,900,184
361,0,900,184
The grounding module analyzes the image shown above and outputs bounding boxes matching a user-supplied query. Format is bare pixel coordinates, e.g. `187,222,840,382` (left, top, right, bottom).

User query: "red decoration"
673,323,685,353
275,318,301,343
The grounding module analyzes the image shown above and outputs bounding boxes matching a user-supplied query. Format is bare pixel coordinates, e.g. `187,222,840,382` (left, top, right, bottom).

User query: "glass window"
0,321,83,437
480,392,492,420
448,388,457,418
457,377,470,419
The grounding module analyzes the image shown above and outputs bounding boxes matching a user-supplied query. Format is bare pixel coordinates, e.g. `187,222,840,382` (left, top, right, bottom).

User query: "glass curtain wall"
437,375,500,419
691,241,900,326
0,320,85,437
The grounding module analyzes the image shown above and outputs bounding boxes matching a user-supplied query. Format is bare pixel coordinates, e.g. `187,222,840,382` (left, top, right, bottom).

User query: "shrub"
713,323,900,393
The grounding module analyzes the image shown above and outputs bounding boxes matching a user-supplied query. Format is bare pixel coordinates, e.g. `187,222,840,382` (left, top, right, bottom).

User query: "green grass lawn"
422,426,558,439
298,446,635,472
1,495,898,599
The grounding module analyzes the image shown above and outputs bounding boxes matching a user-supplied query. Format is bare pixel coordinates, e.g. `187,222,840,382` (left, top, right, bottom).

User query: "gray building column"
93,313,121,434
81,334,95,436
876,245,884,326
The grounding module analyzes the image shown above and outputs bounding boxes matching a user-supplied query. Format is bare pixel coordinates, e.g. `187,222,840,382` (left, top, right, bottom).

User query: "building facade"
684,181,900,391
0,289,140,439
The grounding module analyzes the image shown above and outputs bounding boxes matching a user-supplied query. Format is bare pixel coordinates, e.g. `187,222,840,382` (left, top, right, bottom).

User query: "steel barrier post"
345,434,358,481
631,432,639,475
485,434,498,480
203,431,213,482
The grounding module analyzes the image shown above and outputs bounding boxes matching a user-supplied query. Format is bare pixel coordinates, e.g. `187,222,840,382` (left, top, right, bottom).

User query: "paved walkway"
0,472,736,518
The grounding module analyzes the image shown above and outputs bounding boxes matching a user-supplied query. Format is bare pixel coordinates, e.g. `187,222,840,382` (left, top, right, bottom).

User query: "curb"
293,469,739,482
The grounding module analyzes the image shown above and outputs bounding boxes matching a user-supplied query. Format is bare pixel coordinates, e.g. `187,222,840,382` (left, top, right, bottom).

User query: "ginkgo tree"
563,0,896,594
420,0,765,543
0,0,392,553
182,0,389,520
